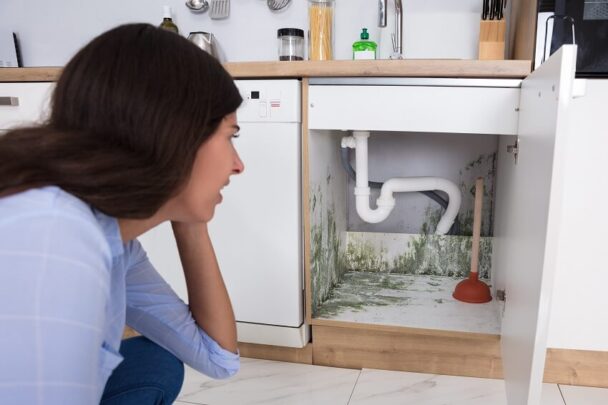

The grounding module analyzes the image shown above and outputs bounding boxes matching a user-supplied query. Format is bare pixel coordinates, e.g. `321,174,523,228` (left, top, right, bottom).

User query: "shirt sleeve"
124,239,239,379
0,210,112,404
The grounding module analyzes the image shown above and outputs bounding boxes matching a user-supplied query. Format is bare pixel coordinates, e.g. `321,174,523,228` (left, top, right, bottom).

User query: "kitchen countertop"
0,59,531,82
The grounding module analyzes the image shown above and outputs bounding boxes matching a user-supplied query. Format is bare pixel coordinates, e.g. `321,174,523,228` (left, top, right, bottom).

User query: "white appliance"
138,79,308,348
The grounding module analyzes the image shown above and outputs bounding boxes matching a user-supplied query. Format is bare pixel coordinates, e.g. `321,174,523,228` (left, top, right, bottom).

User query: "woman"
0,23,244,404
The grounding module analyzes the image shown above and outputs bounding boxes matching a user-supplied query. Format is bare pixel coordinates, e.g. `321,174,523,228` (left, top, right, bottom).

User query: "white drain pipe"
341,131,461,235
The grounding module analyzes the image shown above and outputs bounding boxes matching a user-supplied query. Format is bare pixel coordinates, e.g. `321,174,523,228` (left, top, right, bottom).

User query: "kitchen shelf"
0,59,531,82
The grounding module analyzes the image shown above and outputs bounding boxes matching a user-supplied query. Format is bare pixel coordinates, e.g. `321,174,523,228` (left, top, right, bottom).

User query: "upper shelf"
0,60,532,82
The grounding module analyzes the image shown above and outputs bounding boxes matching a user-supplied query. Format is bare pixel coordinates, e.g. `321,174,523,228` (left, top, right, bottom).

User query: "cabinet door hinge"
496,289,506,301
506,138,519,165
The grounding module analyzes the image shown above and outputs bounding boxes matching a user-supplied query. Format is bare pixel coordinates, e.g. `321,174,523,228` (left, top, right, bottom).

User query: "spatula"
210,0,230,19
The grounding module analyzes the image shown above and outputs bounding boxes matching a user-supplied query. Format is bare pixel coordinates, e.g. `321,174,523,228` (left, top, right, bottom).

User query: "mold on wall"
345,231,492,279
310,181,347,316
308,131,348,317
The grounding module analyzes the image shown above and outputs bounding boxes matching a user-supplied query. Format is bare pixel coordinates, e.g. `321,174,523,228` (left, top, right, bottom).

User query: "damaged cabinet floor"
175,358,608,404
316,272,501,335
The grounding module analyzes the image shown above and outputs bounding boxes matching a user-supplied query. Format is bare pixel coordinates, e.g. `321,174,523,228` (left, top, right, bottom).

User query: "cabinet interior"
308,128,517,336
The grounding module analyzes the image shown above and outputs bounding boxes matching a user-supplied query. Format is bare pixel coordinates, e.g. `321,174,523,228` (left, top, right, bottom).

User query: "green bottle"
352,28,377,60
160,6,179,34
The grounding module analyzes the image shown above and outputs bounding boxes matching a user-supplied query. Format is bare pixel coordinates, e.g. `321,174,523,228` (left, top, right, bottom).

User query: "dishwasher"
138,79,307,348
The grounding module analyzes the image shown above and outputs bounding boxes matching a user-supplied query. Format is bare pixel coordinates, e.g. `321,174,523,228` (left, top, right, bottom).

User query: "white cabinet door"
0,83,54,130
494,45,577,404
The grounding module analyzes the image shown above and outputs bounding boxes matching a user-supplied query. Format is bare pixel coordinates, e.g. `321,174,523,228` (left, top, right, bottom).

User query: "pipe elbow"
379,177,461,235
355,194,393,223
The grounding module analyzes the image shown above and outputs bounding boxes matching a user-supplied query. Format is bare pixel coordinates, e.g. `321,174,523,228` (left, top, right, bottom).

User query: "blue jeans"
101,336,185,405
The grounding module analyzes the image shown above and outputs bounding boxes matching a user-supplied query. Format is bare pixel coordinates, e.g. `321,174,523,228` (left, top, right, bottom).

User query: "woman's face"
168,112,244,223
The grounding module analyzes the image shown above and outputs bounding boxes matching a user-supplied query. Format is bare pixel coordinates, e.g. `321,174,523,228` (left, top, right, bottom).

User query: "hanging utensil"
267,0,291,11
185,0,209,13
210,0,230,19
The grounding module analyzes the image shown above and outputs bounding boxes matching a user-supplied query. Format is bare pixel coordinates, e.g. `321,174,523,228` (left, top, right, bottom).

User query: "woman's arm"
171,222,238,354
124,237,239,379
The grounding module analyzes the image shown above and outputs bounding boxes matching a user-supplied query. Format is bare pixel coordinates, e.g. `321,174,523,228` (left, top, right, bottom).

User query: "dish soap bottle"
352,28,377,60
160,6,179,34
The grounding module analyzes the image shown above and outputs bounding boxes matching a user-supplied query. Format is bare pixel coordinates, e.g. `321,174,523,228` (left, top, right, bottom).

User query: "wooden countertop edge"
0,59,531,82
226,59,532,79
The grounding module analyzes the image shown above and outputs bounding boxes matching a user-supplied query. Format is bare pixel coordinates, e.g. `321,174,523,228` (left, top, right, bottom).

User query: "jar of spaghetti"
308,0,334,60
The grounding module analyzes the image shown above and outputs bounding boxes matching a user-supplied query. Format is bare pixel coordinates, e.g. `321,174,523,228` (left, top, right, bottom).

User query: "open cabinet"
305,46,577,404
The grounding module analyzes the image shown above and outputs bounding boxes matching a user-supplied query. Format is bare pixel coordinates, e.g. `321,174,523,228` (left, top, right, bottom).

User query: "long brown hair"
0,23,242,218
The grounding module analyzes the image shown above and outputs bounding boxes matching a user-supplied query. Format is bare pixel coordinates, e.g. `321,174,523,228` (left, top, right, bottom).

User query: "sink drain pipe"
341,130,461,235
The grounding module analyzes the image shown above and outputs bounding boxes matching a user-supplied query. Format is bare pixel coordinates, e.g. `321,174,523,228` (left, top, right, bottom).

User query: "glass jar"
308,0,334,61
278,28,305,61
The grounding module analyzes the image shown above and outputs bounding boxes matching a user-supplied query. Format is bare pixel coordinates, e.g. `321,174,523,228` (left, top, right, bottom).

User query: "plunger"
453,177,492,303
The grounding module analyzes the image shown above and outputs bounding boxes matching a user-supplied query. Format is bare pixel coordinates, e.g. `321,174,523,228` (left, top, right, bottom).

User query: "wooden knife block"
478,19,506,60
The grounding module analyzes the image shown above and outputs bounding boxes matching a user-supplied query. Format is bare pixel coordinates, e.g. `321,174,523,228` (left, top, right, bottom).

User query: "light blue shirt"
0,186,239,404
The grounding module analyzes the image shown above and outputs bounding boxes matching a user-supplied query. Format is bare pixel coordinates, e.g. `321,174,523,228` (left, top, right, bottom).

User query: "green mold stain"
310,177,347,317
343,232,492,280
316,272,414,318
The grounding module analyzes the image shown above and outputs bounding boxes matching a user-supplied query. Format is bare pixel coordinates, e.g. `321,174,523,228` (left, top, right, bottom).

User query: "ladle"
186,0,209,13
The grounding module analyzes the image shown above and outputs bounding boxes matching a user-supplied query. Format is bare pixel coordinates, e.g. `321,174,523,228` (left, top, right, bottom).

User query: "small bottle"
160,6,179,34
352,28,377,60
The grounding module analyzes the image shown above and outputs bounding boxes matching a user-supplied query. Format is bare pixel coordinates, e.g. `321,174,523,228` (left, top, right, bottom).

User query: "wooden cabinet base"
311,321,503,379
239,342,313,365
544,348,608,388
123,324,608,388
122,326,140,339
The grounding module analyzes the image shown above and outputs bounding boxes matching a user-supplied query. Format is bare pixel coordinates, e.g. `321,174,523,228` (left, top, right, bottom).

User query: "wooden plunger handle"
470,177,484,276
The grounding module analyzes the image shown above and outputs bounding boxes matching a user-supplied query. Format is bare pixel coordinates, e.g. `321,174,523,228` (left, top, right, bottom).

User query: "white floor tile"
560,384,608,405
348,369,507,405
177,357,360,405
541,384,566,405
176,358,573,405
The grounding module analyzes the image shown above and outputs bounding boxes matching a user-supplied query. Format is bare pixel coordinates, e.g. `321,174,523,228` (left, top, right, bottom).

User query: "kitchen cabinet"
305,46,578,404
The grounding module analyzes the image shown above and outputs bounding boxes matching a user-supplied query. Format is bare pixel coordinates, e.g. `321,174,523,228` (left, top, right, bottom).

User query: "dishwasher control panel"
235,79,301,123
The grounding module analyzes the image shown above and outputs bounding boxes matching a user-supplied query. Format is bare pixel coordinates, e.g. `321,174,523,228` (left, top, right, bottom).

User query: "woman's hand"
171,221,238,354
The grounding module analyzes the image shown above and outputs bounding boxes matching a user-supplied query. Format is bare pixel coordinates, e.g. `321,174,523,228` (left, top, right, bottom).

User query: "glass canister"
308,0,334,60
278,28,305,61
